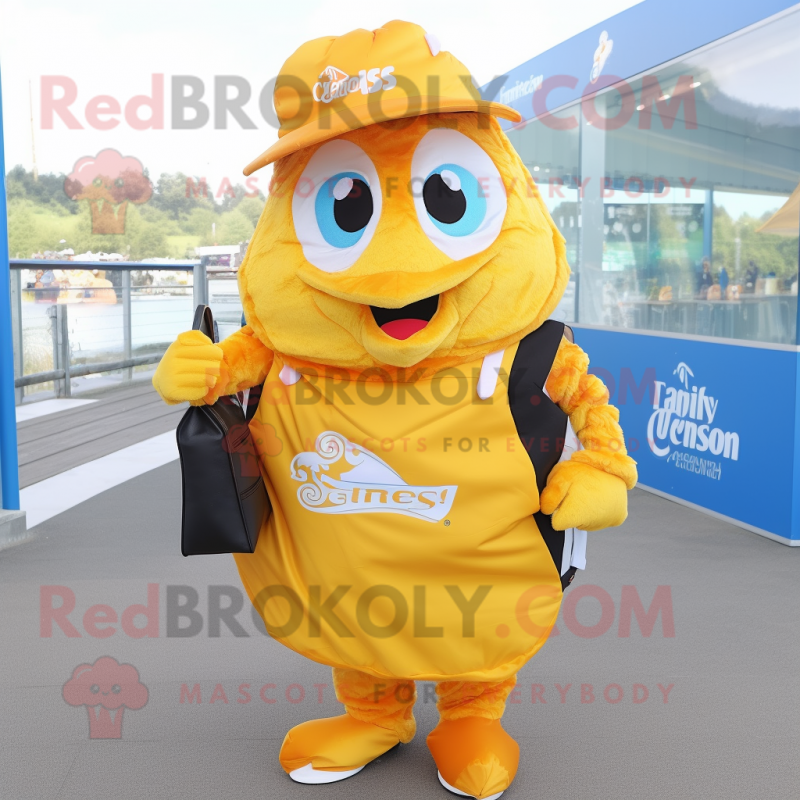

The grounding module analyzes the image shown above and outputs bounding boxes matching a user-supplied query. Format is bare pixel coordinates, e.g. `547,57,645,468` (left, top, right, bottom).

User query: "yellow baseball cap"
243,20,522,175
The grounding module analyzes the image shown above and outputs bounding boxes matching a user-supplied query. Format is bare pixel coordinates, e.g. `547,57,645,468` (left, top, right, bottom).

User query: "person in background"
698,257,714,298
718,264,729,297
744,260,759,293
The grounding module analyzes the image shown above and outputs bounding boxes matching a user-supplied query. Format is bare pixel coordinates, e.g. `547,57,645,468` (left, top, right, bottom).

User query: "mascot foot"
438,771,504,800
427,718,519,800
280,713,401,782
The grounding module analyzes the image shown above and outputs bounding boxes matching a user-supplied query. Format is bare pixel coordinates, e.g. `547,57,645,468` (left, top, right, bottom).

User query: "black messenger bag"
176,305,271,556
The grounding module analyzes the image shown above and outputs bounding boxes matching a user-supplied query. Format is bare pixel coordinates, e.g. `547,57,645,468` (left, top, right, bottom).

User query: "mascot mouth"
371,295,440,340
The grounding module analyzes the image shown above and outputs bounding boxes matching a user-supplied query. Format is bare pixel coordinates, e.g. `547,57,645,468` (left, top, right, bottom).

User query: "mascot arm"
206,325,274,403
152,325,273,407
540,338,638,531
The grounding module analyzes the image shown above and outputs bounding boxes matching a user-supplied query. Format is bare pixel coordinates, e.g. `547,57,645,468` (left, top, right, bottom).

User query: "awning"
757,182,800,236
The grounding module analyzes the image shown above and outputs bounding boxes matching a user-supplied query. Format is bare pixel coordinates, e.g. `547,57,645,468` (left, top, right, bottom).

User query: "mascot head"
240,20,569,373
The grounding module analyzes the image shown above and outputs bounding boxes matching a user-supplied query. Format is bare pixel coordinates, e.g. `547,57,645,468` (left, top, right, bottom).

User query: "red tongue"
381,319,429,340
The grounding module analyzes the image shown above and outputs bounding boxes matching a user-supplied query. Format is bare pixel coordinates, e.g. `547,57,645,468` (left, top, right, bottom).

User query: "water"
20,280,244,377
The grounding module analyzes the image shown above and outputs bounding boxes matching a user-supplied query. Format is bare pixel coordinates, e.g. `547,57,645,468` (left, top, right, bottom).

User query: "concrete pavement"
1,467,798,800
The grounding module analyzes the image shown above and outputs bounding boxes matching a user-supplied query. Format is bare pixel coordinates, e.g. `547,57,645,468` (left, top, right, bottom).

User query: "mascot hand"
540,460,628,532
152,330,224,406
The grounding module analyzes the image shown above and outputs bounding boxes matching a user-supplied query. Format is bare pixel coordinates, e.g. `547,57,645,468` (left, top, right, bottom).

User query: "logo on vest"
312,65,396,104
647,362,739,480
290,431,456,522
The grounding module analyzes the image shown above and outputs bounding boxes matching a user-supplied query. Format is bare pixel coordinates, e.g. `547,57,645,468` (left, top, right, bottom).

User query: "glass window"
512,8,800,343
507,116,580,323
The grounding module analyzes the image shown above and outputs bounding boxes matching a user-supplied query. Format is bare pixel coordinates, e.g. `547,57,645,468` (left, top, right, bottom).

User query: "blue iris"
315,171,369,248
425,163,486,237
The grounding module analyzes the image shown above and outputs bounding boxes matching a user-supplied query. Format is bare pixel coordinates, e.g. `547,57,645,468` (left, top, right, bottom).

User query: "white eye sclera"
292,140,382,273
411,129,507,260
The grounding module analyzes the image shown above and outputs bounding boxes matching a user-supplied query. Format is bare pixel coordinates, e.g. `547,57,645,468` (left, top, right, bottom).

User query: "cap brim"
243,97,522,176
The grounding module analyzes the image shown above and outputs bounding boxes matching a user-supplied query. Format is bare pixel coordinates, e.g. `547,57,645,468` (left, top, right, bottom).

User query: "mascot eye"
422,164,485,236
293,140,382,273
412,129,507,260
315,173,374,248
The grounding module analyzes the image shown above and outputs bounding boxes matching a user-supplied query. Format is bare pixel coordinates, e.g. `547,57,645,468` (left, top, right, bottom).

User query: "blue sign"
575,327,799,544
484,0,800,127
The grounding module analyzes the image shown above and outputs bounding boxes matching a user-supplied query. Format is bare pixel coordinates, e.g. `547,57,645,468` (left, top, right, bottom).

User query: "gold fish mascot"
154,20,637,799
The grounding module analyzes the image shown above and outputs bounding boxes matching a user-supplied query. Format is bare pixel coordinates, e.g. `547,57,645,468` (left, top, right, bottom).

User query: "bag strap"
193,304,263,421
508,321,576,591
245,384,263,422
192,304,215,341
509,319,566,404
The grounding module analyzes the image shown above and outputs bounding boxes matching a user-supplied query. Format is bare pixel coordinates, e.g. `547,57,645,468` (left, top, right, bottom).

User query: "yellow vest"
234,345,562,682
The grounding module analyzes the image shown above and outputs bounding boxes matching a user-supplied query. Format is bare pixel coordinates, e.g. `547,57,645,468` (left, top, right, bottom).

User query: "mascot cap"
243,20,522,175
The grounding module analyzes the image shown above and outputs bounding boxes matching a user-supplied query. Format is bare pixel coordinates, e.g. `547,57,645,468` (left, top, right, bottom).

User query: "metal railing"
9,260,239,402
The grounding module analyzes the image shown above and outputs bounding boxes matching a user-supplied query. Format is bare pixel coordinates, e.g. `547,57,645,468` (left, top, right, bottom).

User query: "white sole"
438,770,504,800
289,764,365,784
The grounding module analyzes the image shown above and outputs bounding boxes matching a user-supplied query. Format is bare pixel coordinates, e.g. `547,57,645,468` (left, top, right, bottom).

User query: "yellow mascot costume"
154,20,637,799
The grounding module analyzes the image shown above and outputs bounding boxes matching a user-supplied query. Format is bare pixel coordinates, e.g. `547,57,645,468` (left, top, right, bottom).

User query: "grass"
166,235,202,259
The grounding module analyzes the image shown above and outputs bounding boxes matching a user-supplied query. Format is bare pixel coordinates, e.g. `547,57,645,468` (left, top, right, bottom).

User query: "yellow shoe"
280,713,401,784
427,718,519,800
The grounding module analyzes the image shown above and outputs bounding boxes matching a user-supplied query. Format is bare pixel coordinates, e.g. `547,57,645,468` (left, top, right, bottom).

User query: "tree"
217,210,255,245
4,165,270,260
129,223,169,260
149,172,216,221
236,196,265,227
6,165,76,213
7,202,39,257
183,207,217,238
713,205,798,282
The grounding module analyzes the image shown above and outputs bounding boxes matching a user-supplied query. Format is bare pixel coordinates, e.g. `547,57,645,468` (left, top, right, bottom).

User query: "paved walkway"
16,380,186,488
1,462,798,798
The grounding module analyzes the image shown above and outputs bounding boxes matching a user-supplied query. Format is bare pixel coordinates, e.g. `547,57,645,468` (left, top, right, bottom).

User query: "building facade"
488,0,800,544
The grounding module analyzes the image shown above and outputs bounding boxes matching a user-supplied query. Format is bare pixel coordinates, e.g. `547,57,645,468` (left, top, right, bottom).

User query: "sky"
0,0,642,197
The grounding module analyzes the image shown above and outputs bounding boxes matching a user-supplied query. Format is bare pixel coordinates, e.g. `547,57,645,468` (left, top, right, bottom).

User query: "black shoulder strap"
508,320,577,590
510,320,566,394
245,384,263,422
508,320,567,495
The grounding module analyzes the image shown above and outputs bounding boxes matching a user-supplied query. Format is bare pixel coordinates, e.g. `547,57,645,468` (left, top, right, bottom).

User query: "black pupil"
423,173,466,224
333,179,373,233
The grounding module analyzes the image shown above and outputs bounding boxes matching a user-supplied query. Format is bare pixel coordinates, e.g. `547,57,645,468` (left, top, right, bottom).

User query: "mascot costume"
154,21,637,800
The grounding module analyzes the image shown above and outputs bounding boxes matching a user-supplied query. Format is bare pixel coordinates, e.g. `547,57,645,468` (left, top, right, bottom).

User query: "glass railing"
10,261,244,401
